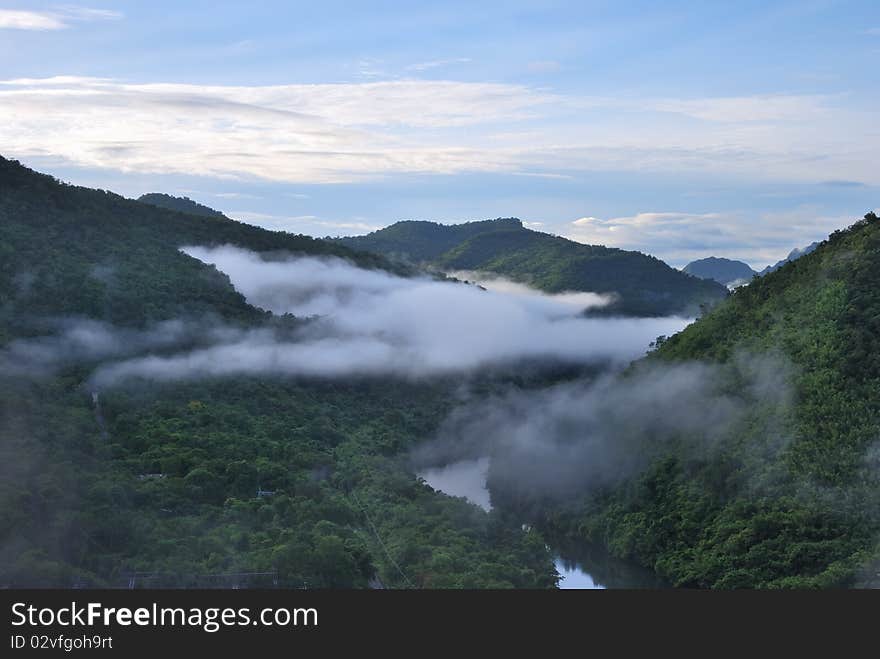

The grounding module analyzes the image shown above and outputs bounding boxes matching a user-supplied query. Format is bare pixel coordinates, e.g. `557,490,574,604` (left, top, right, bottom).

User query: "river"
418,457,664,589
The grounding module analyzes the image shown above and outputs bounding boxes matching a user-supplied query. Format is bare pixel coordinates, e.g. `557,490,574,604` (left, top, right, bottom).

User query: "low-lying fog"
71,245,690,385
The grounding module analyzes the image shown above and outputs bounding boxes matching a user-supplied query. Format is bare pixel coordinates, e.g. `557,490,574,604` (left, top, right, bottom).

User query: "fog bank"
85,246,690,385
414,353,796,500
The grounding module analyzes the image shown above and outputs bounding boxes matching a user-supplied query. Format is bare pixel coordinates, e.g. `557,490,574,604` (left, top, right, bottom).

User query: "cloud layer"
85,246,689,385
0,7,121,31
0,76,875,186
0,76,549,183
0,317,222,377
415,353,795,500
565,208,854,268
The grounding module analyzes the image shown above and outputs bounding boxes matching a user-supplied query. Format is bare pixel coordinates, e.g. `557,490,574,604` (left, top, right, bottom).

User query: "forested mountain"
137,193,226,218
682,257,755,287
682,242,822,288
497,212,880,588
0,157,408,336
0,157,556,588
5,155,878,590
337,219,728,316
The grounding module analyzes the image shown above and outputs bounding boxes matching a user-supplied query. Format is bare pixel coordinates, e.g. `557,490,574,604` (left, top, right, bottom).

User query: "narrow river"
418,457,664,589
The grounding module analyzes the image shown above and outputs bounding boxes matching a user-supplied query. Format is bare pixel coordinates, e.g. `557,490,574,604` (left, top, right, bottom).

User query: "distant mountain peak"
682,257,755,287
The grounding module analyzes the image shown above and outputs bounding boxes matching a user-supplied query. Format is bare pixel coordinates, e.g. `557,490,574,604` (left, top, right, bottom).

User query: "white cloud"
232,211,381,235
565,208,854,268
212,192,261,199
90,246,689,385
55,6,122,21
0,77,875,186
511,171,573,180
650,94,831,122
448,271,612,310
0,7,121,30
0,76,550,183
0,10,66,30
406,57,472,72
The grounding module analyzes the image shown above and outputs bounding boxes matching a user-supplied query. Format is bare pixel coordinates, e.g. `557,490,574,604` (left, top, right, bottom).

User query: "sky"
1,1,878,268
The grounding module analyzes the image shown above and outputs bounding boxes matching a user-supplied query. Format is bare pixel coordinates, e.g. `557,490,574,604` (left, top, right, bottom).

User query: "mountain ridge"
0,156,409,334
758,241,821,276
137,192,226,218
0,156,557,589
338,218,729,316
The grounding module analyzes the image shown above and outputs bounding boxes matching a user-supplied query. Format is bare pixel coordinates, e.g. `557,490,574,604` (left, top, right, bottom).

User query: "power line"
349,490,415,589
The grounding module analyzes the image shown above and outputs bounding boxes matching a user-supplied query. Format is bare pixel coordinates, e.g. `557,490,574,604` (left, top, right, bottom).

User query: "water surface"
418,456,663,588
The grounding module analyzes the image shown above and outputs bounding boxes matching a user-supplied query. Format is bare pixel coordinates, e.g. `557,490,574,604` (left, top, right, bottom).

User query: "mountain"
0,157,556,588
138,193,225,218
338,219,729,316
758,241,821,276
682,257,755,287
0,157,407,334
507,212,880,588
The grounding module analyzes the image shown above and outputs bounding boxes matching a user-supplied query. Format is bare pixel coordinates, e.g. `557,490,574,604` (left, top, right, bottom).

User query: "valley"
2,156,879,589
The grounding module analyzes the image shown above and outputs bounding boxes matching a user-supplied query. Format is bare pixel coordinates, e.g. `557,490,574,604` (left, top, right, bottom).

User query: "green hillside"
337,218,523,262
338,218,728,316
138,193,226,218
0,158,556,588
506,212,880,588
0,157,408,336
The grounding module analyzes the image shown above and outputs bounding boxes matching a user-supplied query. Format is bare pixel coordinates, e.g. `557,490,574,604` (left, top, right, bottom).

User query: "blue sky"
1,1,878,267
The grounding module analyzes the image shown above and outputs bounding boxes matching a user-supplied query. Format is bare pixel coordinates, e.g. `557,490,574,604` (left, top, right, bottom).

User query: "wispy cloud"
0,76,551,183
355,58,389,79
406,57,472,72
0,10,66,30
0,77,875,186
232,211,381,234
511,171,573,180
649,94,831,122
565,208,853,267
88,246,685,386
0,6,121,31
212,192,261,199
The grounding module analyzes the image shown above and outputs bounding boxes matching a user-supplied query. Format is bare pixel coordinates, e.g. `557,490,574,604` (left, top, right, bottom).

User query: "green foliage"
335,218,524,262
0,156,409,332
524,212,880,588
0,375,557,588
0,157,557,589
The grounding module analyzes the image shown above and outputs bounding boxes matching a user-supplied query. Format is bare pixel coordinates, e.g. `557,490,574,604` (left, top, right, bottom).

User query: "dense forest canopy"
0,157,557,588
3,155,879,590
488,212,880,588
0,157,412,337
